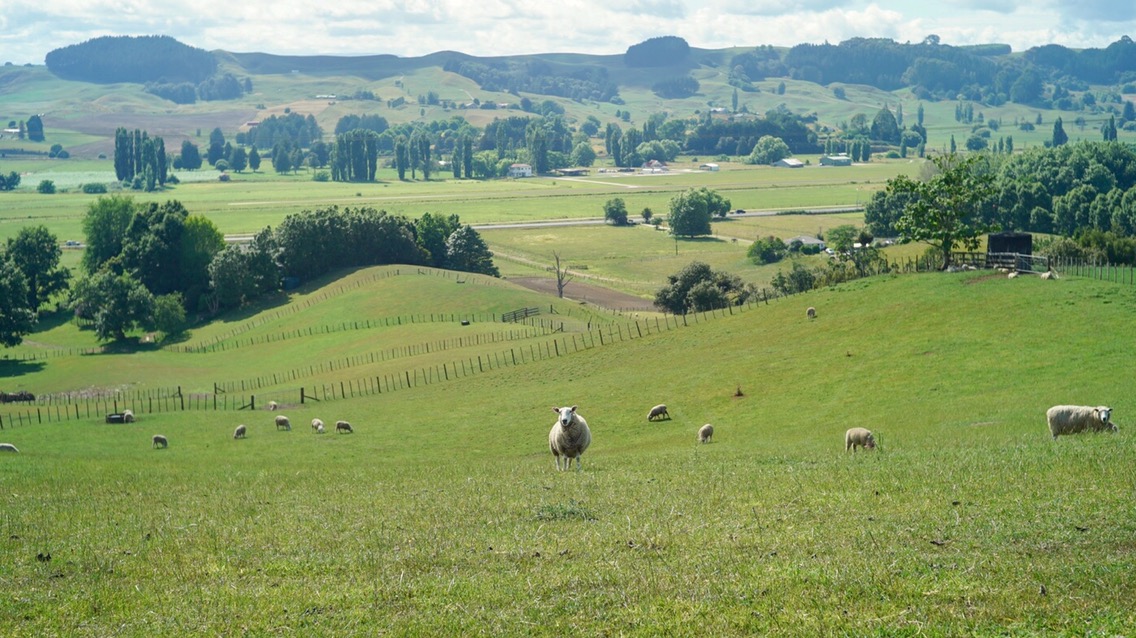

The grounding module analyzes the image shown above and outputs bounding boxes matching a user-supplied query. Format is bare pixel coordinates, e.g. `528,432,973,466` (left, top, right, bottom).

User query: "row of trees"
113,128,169,189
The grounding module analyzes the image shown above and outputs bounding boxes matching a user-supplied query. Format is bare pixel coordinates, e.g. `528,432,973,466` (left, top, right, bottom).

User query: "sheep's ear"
552,407,560,414
570,405,578,413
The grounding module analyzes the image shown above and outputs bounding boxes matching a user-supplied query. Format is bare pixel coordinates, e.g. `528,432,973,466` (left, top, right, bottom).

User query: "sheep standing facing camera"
152,435,168,449
1046,405,1116,439
845,427,876,452
806,307,817,319
698,424,714,444
550,406,591,471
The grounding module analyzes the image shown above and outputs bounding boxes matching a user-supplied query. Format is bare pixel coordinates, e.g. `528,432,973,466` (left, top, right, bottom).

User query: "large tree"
0,259,36,347
445,225,499,276
81,195,136,273
4,225,71,312
889,153,997,270
653,261,751,314
668,187,729,237
603,198,629,225
178,140,202,170
69,270,154,341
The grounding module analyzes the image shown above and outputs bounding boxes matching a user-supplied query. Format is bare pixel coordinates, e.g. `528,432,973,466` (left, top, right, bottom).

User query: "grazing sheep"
1040,270,1058,280
806,306,817,319
845,427,876,452
647,404,670,421
233,424,247,439
152,434,168,449
335,420,353,434
123,409,135,423
275,415,291,431
1046,405,1117,440
550,405,592,471
698,423,714,444
311,418,324,431
317,423,325,434
0,443,19,453
266,401,279,411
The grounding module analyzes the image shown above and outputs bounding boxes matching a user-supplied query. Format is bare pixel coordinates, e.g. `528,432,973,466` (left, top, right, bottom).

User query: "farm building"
787,235,826,250
508,163,533,178
774,158,805,168
699,163,720,171
820,154,852,166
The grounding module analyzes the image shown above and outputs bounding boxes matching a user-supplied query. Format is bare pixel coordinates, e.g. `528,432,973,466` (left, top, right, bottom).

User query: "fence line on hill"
0,289,782,429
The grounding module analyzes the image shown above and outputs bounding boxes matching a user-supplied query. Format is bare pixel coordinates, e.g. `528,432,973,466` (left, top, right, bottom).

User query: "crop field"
2,270,1135,635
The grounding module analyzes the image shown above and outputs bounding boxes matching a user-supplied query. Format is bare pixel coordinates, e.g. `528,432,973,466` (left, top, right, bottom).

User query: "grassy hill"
1,267,1133,634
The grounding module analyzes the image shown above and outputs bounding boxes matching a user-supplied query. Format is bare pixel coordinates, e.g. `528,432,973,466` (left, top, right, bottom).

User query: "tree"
25,114,44,142
37,180,56,194
746,135,791,164
889,153,997,270
445,225,499,276
69,270,154,341
641,208,654,224
653,261,751,314
248,146,261,172
415,212,462,268
870,106,901,144
1052,117,1068,147
207,127,225,165
179,140,202,170
4,225,71,313
0,170,21,191
603,198,629,225
395,136,409,180
151,293,186,338
668,187,729,237
230,146,248,172
571,142,596,167
0,259,36,347
552,251,573,298
747,236,788,264
179,214,225,308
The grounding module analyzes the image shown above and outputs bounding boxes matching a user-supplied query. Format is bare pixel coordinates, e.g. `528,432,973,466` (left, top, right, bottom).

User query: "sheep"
152,434,168,449
317,423,325,434
550,405,592,471
647,404,670,421
311,418,324,432
1040,270,1058,280
275,415,291,431
1046,405,1117,440
233,424,247,439
698,423,714,444
123,409,135,423
0,443,19,453
806,306,817,319
335,420,353,434
266,401,279,411
845,427,876,452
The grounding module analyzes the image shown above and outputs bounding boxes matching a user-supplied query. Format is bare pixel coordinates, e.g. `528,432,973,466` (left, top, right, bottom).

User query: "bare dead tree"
552,251,574,298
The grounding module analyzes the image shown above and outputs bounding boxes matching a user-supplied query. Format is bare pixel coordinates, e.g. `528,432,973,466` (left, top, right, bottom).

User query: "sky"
1,0,1133,65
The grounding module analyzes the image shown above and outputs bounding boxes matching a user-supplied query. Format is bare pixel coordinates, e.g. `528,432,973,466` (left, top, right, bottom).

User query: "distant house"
820,153,852,166
699,163,719,172
787,235,826,250
508,163,533,178
774,158,805,168
554,168,589,176
642,159,668,173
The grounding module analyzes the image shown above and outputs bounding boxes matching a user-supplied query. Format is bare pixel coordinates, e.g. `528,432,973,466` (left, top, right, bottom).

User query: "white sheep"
275,415,291,431
647,404,669,421
0,443,19,453
266,400,279,411
123,409,135,423
698,423,714,444
845,427,876,452
806,306,817,319
233,424,247,439
1046,405,1116,439
317,423,325,434
335,420,353,434
550,405,591,471
311,418,324,431
152,434,168,449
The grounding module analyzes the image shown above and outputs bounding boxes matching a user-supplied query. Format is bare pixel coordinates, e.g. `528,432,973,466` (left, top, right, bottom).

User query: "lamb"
266,401,279,411
1046,405,1117,439
152,434,168,449
123,409,135,423
698,423,714,444
647,404,670,421
0,443,19,453
275,415,291,431
311,418,324,432
549,405,591,471
845,427,876,452
806,306,817,319
335,420,353,434
233,424,247,439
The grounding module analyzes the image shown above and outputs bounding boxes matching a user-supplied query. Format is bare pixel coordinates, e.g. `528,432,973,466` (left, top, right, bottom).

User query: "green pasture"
2,271,1135,635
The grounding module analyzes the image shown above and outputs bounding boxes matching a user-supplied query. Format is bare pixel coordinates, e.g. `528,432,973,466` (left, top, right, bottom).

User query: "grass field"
2,269,1134,635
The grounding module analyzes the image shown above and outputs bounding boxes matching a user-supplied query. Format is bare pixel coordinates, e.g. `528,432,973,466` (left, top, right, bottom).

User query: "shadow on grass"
0,358,47,378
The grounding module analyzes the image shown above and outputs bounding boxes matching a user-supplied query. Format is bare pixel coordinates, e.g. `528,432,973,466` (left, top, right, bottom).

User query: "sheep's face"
865,435,876,449
1097,407,1112,424
553,406,578,428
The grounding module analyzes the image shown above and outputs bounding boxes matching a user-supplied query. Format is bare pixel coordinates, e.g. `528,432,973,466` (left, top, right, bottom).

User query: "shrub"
313,170,330,182
36,179,56,194
81,183,108,194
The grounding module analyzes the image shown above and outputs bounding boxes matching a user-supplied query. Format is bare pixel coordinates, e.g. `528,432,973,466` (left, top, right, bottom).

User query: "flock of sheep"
113,404,356,451
546,398,1117,471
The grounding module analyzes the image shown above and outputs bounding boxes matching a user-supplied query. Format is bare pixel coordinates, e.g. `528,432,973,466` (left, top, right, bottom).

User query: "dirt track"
507,277,654,312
